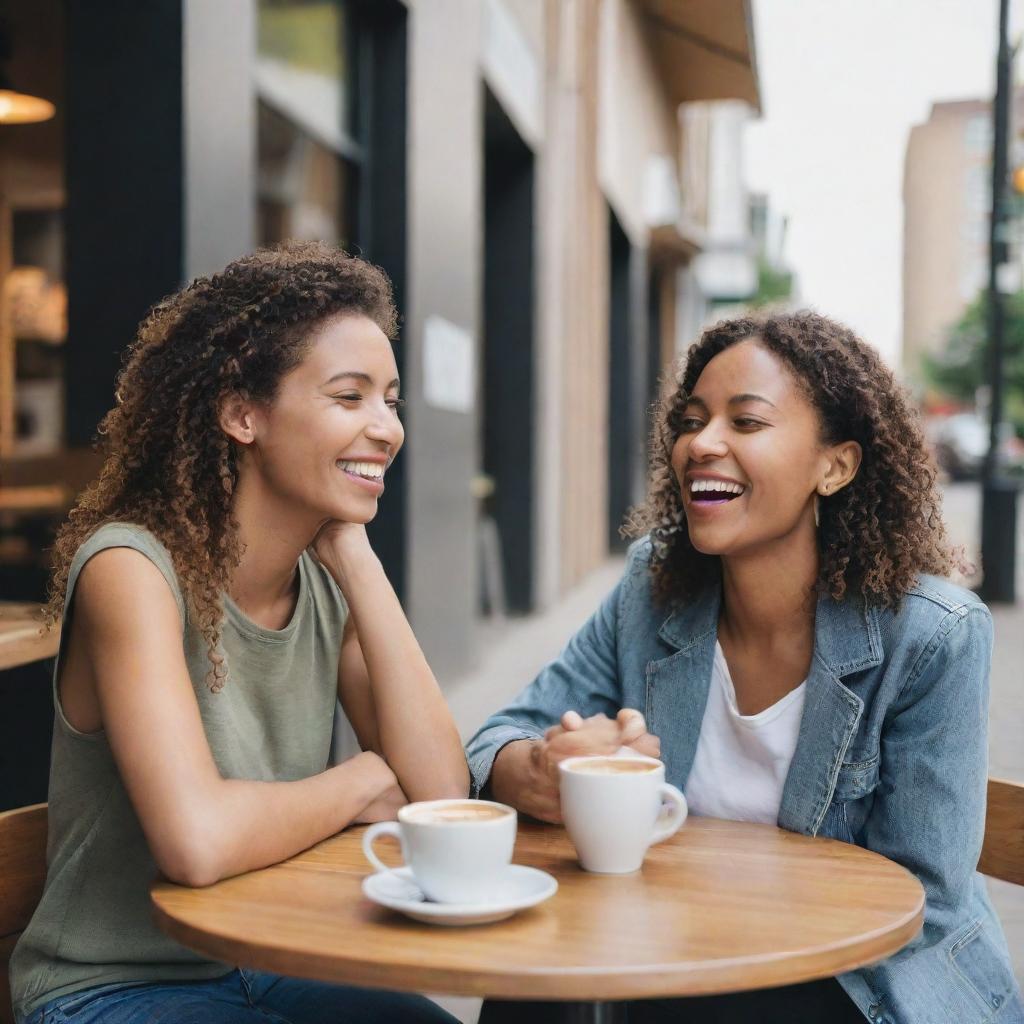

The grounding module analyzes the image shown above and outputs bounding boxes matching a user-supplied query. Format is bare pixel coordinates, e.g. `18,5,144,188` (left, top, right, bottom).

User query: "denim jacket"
466,539,1023,1024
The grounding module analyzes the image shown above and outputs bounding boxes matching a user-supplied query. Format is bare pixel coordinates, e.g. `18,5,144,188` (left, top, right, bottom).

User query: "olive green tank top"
10,523,348,1021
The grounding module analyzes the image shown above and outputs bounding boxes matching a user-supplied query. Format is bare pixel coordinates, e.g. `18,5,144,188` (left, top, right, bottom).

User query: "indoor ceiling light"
0,17,56,125
0,86,55,124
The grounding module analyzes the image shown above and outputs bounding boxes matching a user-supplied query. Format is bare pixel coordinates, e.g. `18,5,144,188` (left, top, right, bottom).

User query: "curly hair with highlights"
626,311,967,609
46,241,398,691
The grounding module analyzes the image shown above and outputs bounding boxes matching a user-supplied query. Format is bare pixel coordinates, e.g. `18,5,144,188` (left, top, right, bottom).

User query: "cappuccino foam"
566,758,659,775
405,802,510,824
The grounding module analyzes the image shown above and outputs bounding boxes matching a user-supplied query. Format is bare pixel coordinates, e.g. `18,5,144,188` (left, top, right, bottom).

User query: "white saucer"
362,865,558,926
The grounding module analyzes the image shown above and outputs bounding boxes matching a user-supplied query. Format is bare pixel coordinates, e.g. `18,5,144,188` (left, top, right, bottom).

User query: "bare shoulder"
74,546,183,642
62,547,189,733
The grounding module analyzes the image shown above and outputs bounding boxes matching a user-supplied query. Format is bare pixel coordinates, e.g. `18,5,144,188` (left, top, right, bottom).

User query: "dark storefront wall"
355,1,409,602
607,208,650,551
65,1,186,446
482,87,536,615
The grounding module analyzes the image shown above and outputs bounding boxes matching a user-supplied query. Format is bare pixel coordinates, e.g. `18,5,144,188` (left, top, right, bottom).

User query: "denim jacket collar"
652,583,884,836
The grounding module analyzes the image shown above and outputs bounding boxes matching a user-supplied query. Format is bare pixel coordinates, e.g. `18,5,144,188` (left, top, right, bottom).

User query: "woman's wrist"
311,522,384,595
344,750,398,802
318,544,383,593
490,740,538,808
491,739,563,823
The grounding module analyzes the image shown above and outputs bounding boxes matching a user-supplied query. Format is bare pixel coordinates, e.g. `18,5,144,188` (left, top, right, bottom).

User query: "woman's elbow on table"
147,802,233,888
153,830,225,888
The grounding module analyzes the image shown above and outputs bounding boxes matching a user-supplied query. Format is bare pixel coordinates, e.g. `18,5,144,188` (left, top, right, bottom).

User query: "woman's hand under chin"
311,521,382,594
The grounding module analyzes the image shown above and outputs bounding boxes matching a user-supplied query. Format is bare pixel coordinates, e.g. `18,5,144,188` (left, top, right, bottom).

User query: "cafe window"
256,0,364,248
0,0,65,598
7,209,65,458
0,3,64,462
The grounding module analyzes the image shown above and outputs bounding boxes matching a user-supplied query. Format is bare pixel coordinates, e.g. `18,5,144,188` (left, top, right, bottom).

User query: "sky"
745,0,1024,366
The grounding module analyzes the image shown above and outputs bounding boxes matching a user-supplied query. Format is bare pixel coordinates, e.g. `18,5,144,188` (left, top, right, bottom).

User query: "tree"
923,291,1024,434
748,258,793,309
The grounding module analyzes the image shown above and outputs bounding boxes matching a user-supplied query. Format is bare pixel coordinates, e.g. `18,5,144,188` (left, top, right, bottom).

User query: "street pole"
980,0,1019,604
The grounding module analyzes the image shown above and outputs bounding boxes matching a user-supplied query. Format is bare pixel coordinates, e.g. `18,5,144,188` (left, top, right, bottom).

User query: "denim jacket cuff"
468,726,543,798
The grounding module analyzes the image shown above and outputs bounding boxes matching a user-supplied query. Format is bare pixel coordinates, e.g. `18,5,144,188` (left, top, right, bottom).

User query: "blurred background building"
903,90,1024,478
903,96,995,380
0,0,762,806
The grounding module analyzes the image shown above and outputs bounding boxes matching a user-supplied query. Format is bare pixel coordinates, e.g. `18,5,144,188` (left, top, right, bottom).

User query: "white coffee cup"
559,755,687,874
362,799,517,903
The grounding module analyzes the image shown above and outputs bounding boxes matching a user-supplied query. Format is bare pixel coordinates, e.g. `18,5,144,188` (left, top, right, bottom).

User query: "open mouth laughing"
686,477,746,506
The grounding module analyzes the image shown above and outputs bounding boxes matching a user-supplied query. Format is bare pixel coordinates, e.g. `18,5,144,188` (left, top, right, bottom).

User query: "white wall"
694,101,757,300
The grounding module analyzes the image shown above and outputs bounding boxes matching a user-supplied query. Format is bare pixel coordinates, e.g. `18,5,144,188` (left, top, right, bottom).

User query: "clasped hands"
355,707,661,826
494,709,661,824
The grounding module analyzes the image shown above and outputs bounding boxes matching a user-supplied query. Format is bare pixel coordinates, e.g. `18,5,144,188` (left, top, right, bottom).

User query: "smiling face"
232,313,404,526
670,338,847,560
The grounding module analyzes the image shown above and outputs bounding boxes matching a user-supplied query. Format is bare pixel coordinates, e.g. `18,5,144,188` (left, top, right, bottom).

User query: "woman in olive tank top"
10,242,467,1024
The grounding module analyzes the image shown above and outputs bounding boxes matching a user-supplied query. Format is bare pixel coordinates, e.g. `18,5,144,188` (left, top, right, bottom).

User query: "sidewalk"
940,482,1023,979
987,600,1024,979
444,559,626,745
433,488,1021,1020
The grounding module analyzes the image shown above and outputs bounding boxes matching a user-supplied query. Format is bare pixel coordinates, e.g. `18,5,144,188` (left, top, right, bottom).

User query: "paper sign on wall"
423,315,475,414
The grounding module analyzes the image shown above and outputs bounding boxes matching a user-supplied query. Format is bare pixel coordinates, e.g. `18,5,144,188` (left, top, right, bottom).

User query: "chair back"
978,778,1024,887
0,803,47,1024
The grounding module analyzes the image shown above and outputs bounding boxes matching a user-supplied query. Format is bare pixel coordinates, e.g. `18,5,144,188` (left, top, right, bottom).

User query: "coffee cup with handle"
362,799,517,904
558,754,687,873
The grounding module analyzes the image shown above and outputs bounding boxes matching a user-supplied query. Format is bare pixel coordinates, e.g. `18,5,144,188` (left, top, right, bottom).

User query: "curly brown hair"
47,240,398,690
626,311,966,608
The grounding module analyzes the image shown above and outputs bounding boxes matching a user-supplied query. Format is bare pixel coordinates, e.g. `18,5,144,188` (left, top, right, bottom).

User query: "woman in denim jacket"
467,312,1022,1024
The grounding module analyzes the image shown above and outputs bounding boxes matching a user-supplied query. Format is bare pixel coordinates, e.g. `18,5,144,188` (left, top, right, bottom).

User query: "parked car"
930,413,1024,480
932,413,989,479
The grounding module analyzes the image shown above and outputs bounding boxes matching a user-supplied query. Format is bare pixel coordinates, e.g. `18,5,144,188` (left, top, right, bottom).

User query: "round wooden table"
152,817,924,1022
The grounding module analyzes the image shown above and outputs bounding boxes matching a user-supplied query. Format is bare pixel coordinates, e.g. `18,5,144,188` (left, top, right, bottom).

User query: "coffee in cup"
559,755,687,874
362,799,516,903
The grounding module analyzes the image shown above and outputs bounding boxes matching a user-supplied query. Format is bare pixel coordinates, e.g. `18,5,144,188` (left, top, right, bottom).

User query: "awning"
635,0,760,112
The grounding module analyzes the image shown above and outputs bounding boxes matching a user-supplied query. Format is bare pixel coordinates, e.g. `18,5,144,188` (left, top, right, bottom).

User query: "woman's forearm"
329,552,469,801
163,750,394,887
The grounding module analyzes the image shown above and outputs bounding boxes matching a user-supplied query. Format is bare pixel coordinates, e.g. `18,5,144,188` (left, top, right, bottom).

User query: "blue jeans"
21,968,459,1024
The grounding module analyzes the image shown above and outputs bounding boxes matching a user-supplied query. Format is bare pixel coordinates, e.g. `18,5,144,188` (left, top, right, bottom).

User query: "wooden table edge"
150,886,925,1001
0,603,59,672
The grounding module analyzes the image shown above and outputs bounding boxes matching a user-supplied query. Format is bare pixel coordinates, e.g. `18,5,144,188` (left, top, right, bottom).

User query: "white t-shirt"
684,642,806,825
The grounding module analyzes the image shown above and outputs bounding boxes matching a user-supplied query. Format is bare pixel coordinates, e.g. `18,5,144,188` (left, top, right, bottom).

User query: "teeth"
690,479,744,496
339,460,384,480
